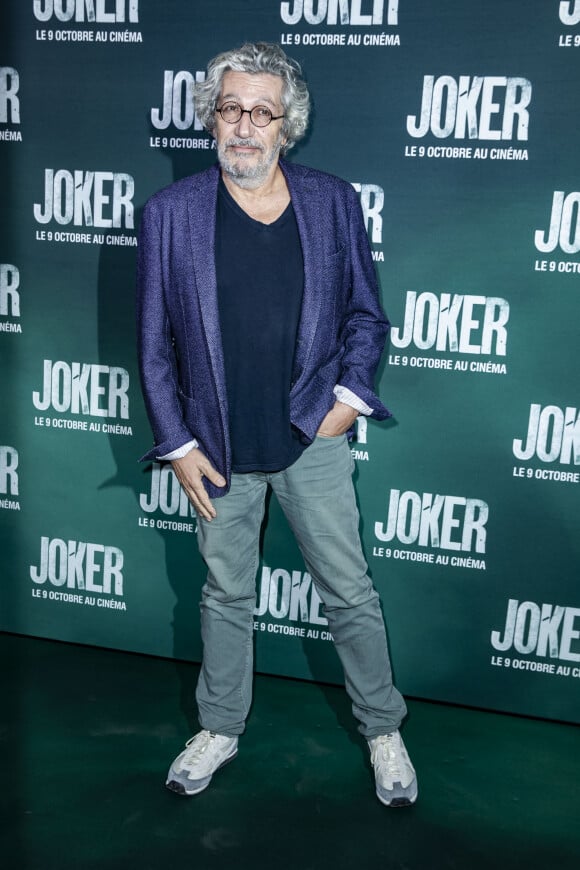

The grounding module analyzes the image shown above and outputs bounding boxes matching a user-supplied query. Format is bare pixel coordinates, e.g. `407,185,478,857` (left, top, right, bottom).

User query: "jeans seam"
238,547,259,721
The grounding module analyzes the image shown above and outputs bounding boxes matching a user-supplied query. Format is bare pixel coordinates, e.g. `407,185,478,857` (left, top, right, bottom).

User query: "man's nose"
235,109,253,138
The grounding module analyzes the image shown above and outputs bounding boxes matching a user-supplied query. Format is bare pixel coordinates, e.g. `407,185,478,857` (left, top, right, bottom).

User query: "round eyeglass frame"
215,101,285,128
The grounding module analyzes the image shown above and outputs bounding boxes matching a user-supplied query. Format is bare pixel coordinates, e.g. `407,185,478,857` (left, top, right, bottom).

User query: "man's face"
214,71,287,189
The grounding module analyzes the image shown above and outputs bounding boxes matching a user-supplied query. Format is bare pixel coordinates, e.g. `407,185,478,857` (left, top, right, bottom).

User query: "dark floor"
1,632,579,870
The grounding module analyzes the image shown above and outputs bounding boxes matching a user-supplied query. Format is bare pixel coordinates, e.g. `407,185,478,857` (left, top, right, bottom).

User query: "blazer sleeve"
136,197,196,461
337,185,391,420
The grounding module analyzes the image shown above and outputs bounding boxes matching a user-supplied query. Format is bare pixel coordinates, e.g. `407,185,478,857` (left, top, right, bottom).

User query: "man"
137,42,417,807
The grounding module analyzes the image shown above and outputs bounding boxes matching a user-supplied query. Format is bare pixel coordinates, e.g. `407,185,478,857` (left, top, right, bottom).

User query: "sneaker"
165,729,238,796
368,730,418,807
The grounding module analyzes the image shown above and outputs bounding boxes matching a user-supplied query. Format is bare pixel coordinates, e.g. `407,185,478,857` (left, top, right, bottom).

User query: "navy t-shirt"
215,178,306,472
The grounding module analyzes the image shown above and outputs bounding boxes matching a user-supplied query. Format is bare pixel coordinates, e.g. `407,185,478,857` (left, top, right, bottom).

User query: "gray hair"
193,42,310,154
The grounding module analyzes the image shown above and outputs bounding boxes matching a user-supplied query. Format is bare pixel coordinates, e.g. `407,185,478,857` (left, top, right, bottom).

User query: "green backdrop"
1,0,579,723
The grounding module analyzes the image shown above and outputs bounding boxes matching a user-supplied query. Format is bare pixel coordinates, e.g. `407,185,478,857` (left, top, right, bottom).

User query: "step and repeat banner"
1,1,579,723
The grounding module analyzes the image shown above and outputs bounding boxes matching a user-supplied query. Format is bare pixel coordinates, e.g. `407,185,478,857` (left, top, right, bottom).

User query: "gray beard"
217,134,283,190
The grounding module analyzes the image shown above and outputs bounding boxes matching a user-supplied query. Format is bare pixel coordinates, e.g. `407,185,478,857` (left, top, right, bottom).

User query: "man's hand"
171,448,226,521
316,401,359,438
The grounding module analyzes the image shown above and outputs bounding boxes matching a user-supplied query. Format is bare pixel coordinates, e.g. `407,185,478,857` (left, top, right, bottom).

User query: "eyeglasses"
215,101,285,128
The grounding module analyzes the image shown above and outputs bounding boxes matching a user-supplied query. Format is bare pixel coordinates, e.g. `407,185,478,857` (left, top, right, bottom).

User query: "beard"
217,133,284,190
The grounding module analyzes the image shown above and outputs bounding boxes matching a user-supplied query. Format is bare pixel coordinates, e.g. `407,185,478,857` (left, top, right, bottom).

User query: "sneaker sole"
376,787,418,808
165,749,238,797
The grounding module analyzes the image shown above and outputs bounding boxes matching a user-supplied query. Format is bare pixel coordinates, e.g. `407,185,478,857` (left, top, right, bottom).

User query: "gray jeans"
195,434,407,739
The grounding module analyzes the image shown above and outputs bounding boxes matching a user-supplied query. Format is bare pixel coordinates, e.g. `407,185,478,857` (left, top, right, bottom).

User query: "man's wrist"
158,439,198,461
333,384,372,416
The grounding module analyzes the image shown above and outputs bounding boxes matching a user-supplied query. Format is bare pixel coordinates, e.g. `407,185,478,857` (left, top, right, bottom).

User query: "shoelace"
372,735,402,778
183,730,214,763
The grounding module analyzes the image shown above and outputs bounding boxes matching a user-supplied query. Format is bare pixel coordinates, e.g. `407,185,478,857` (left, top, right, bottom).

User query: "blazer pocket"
177,390,198,430
323,247,347,293
326,245,346,265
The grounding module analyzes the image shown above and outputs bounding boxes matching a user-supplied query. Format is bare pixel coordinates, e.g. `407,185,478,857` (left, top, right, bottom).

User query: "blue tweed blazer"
136,158,390,497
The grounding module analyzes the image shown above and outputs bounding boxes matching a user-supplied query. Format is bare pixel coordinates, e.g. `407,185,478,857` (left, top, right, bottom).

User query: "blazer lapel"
186,167,228,407
281,161,325,389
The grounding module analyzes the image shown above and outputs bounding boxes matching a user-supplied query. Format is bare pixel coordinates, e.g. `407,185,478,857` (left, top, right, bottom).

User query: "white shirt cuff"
158,439,198,460
333,384,373,416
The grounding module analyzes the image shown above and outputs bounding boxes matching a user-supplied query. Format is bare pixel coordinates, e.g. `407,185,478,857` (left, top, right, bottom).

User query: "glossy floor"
1,632,579,870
